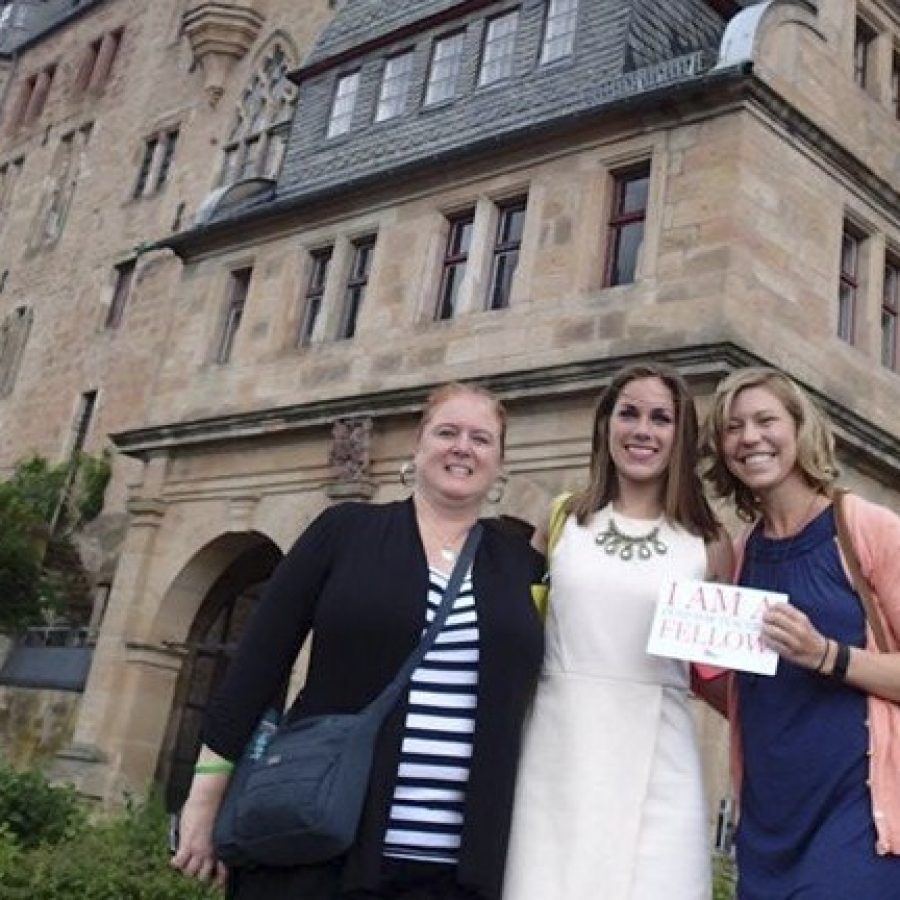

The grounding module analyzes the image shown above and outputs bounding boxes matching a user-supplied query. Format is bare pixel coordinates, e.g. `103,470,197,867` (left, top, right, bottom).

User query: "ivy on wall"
0,453,111,633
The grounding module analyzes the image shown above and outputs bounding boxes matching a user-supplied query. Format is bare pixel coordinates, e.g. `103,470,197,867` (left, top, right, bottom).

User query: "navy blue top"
736,506,900,899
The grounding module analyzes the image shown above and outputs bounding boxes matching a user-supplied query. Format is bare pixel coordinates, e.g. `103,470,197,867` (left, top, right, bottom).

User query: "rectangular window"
838,225,863,343
0,306,33,397
262,125,288,179
132,128,177,198
299,247,332,346
425,32,465,105
38,123,92,247
104,259,135,329
89,29,122,91
133,136,158,198
327,71,360,138
220,145,240,186
157,129,179,188
71,389,98,456
338,237,375,339
604,165,650,287
376,51,414,121
216,267,252,363
487,197,527,310
239,134,263,179
436,212,474,320
892,48,900,119
0,157,24,215
882,257,899,369
21,64,55,125
853,17,877,90
479,11,519,86
74,38,102,93
540,0,578,65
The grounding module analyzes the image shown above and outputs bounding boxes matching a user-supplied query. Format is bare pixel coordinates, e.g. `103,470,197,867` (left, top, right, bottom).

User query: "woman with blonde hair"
173,382,544,900
504,362,732,900
703,366,900,899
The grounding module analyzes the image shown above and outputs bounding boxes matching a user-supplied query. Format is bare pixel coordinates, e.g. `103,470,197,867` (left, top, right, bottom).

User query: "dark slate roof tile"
304,0,468,67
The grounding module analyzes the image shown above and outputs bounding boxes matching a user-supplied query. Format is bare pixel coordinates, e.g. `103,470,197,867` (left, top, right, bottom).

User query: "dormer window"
540,0,578,65
375,51,414,122
425,32,465,105
327,71,360,137
479,10,519,86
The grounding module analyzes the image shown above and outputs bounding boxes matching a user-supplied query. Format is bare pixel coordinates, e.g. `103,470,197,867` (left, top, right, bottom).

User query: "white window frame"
425,32,465,106
479,10,519,86
540,0,578,65
375,51,414,121
327,71,361,138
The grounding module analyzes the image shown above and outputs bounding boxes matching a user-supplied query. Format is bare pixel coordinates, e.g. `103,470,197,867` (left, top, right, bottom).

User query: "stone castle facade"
0,0,898,826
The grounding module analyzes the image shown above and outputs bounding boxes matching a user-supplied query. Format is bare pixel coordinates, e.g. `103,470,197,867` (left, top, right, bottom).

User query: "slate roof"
266,0,726,208
182,0,745,237
0,0,106,55
303,0,468,68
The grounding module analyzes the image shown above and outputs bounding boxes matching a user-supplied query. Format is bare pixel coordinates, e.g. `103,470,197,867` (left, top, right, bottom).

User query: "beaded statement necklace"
595,516,668,561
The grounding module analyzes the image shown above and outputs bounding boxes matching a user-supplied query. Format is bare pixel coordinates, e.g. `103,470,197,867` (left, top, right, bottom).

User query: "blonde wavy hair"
701,367,839,520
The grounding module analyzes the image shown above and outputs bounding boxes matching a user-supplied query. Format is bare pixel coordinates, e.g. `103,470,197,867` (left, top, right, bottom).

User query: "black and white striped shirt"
383,567,479,864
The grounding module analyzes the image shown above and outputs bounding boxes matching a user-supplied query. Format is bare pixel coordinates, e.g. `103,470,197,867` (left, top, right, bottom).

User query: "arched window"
219,42,296,186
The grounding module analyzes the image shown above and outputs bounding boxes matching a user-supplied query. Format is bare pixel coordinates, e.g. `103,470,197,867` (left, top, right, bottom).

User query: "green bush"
0,763,85,848
0,788,216,900
713,853,737,900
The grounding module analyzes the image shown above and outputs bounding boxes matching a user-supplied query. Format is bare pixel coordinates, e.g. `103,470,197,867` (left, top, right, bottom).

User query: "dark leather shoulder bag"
214,523,483,868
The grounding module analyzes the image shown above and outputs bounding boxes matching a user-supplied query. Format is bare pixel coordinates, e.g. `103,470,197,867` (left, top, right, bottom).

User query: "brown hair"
701,367,839,520
417,382,507,456
568,362,719,541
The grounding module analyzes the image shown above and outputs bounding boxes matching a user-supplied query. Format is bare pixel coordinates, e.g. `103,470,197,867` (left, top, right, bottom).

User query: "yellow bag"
530,492,572,620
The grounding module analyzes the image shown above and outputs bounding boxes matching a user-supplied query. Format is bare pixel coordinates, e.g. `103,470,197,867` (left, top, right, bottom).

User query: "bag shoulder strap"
546,492,572,557
833,490,889,653
366,523,483,718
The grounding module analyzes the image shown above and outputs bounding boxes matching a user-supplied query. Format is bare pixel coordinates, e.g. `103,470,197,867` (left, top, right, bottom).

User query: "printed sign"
646,579,789,676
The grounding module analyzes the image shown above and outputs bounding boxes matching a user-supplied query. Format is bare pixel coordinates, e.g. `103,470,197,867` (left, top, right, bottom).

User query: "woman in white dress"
504,363,733,900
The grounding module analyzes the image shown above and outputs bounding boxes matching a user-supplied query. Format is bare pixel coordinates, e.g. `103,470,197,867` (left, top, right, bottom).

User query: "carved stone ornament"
330,417,373,483
182,3,265,106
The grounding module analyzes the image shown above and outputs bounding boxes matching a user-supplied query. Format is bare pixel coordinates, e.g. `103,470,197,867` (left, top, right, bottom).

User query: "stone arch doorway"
157,534,283,811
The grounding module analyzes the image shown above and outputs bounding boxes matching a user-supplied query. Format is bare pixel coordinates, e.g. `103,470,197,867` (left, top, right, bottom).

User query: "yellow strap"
546,492,571,558
531,492,572,620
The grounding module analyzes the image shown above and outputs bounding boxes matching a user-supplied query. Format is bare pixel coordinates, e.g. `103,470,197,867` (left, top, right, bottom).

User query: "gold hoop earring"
400,461,417,488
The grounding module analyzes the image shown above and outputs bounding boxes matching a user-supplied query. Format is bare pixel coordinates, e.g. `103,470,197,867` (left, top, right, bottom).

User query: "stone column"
57,455,173,801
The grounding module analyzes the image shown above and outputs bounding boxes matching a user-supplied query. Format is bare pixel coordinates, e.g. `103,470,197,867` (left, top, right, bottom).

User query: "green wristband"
193,761,234,775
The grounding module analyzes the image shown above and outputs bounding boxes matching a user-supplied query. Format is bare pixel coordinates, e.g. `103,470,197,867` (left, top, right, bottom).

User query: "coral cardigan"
725,493,900,856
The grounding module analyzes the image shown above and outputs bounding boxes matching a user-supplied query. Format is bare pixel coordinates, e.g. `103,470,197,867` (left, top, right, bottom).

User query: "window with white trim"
327,71,360,138
425,32,465,105
376,51,414,122
540,0,578,65
479,11,519,86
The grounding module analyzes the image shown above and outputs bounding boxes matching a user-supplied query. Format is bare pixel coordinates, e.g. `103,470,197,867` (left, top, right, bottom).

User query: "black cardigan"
203,498,544,899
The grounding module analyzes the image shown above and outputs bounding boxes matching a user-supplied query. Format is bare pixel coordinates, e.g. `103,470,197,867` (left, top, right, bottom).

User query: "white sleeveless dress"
503,506,710,900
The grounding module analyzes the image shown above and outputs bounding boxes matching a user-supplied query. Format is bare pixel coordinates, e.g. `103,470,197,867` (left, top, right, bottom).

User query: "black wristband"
814,639,831,673
830,642,851,682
